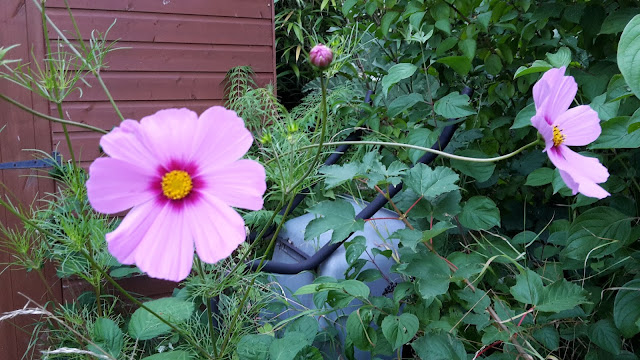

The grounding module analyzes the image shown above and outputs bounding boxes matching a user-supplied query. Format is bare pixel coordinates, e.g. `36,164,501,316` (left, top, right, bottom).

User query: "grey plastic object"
268,196,405,359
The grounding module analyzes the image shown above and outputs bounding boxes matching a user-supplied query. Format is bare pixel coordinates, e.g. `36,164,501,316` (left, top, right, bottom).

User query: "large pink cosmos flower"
86,107,266,281
530,67,610,199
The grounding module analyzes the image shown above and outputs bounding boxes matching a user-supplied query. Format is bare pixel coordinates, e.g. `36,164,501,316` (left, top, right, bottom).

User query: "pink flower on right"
531,67,610,199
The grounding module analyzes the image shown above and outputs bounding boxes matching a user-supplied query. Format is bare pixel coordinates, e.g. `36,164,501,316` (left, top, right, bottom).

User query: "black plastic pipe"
251,87,473,274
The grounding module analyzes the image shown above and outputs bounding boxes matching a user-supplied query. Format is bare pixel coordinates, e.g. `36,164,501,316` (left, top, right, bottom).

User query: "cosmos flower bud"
309,43,333,69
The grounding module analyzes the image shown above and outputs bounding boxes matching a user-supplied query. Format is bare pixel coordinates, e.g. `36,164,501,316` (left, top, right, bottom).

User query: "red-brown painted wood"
45,0,273,19
47,9,274,46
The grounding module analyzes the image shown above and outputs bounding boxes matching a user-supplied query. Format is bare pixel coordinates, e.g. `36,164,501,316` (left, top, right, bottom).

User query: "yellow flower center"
552,126,565,147
161,170,193,200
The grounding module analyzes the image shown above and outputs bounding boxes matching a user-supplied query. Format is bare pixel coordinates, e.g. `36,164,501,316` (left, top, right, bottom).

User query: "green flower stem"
218,195,296,356
298,138,542,163
55,103,77,165
0,93,108,134
195,257,219,359
32,0,125,122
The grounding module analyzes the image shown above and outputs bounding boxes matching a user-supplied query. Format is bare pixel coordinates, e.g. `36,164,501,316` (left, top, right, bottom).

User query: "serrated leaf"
128,298,194,340
450,150,495,182
405,128,438,164
562,207,630,261
320,162,360,189
396,248,451,299
305,199,365,244
433,92,476,118
525,167,554,186
537,279,588,313
533,326,560,351
411,333,466,360
388,93,424,117
269,331,309,360
382,63,417,97
589,319,622,355
381,313,419,350
404,164,459,200
613,279,640,338
90,318,123,358
510,269,544,305
618,15,640,100
459,196,500,230
285,316,318,345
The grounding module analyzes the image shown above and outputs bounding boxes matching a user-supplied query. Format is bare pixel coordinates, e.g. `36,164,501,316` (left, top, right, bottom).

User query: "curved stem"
298,139,542,163
0,93,108,133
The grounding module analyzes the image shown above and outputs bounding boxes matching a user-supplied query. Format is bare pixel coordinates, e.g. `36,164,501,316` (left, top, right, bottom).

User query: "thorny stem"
0,93,108,133
300,139,542,163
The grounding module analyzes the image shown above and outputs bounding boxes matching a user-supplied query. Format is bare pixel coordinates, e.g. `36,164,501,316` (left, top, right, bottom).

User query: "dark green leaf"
459,196,500,230
613,279,640,338
537,279,588,313
511,103,536,129
411,333,466,360
434,92,476,118
450,150,496,182
589,319,622,355
404,164,459,200
305,199,365,244
90,318,123,358
437,56,472,76
387,93,424,117
510,269,544,305
600,8,640,34
381,313,419,350
589,112,640,149
269,332,309,360
141,351,192,360
562,207,630,261
382,63,417,97
128,298,194,340
525,167,554,186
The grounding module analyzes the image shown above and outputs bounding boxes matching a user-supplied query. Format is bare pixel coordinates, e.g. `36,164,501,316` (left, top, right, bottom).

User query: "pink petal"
106,200,163,264
558,169,579,195
553,105,601,146
87,158,157,214
533,67,577,124
134,204,195,281
200,159,266,211
547,146,610,199
190,107,254,170
137,108,200,165
531,115,554,152
99,120,160,171
185,193,246,264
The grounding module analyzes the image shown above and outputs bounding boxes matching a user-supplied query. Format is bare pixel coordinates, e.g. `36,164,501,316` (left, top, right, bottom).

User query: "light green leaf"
511,102,536,129
382,63,418,97
459,196,500,230
613,279,640,338
128,298,194,340
269,332,309,360
404,164,460,200
590,93,620,121
562,207,630,261
589,319,622,355
345,236,366,265
342,0,357,17
387,93,424,117
437,56,472,75
380,11,400,35
618,14,640,100
589,110,640,149
381,313,419,350
396,248,451,299
405,128,438,164
237,334,273,360
514,60,552,79
320,162,360,189
141,351,192,360
510,269,544,305
525,167,554,186
433,92,476,118
546,47,572,68
285,316,318,345
450,150,495,182
390,222,454,251
411,333,466,360
346,308,377,351
536,279,588,313
305,199,365,244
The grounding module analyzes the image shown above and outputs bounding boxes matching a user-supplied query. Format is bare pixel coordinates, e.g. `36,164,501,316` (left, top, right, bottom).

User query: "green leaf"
381,313,419,350
600,8,640,34
450,150,495,182
320,162,360,189
305,199,365,244
525,167,554,186
391,222,454,251
618,15,640,100
514,60,552,79
346,308,377,350
380,11,400,36
269,332,309,360
589,319,622,355
345,236,366,265
404,164,460,200
433,92,476,118
396,248,451,299
537,279,588,313
90,318,123,358
590,93,620,121
510,269,544,305
405,128,438,164
533,326,560,351
237,334,274,360
459,196,500,230
613,278,640,338
437,56,472,76
342,0,358,17
511,103,536,129
455,287,491,312
458,39,476,60
141,351,193,360
589,112,640,149
484,54,502,75
285,316,318,345
562,207,631,261
387,93,424,117
546,47,572,68
128,298,194,340
382,63,417,97
411,333,466,360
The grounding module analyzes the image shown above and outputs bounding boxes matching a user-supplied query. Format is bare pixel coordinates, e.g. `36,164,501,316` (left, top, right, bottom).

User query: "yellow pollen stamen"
161,170,193,200
552,126,565,147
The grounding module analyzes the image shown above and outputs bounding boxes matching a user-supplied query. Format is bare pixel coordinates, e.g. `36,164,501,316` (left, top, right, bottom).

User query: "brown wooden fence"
0,1,276,358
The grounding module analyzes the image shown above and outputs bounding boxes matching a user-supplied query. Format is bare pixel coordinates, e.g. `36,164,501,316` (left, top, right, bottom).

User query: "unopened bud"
309,44,333,69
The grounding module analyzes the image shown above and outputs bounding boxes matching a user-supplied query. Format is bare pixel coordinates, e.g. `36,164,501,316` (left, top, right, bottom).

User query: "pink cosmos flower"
309,43,333,69
531,67,610,199
86,107,266,281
